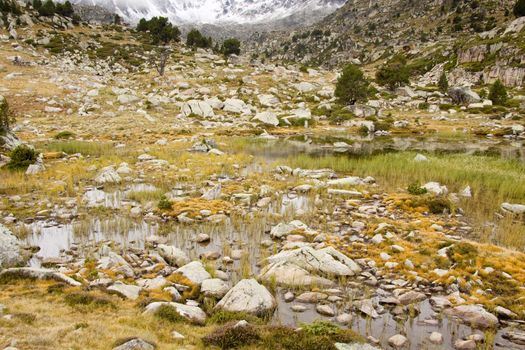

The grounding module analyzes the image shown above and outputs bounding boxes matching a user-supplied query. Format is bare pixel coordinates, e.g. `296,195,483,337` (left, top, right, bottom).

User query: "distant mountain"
67,0,346,24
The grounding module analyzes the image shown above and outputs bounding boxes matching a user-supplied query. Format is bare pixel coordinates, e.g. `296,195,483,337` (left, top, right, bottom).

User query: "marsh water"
22,134,525,350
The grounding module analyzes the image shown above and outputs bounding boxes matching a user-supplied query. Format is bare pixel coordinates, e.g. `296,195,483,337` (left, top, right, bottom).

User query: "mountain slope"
248,0,525,87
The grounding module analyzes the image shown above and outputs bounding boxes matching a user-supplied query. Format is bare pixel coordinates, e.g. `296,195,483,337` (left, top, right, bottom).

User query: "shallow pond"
21,134,525,350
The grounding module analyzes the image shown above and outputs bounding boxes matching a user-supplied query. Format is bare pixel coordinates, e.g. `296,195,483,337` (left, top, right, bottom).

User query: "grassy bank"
283,152,525,249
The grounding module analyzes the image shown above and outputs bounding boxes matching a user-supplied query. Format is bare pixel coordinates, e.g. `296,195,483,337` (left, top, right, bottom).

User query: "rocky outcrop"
458,45,487,64
448,86,481,105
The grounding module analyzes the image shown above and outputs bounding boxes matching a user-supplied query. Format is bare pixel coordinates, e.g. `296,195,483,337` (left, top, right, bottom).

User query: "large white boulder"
258,261,334,287
95,166,121,184
214,279,275,316
265,246,361,277
181,100,214,118
223,98,249,114
253,112,279,126
423,182,448,196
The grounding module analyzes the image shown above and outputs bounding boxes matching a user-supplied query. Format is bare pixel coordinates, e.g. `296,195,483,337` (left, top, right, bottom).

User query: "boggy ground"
1,19,525,350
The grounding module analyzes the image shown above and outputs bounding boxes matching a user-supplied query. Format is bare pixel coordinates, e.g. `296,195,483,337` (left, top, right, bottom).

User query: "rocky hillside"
249,0,525,88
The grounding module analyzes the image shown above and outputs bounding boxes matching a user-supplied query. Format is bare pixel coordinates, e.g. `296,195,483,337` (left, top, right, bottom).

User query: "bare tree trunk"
154,46,171,76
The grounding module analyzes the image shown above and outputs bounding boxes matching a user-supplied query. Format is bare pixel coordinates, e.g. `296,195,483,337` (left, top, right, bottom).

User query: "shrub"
407,182,428,195
202,322,261,349
514,0,525,17
154,304,186,323
54,130,75,139
376,54,410,89
7,145,38,170
488,79,508,106
301,320,341,336
187,28,212,49
208,310,264,325
335,64,370,105
262,322,363,350
446,242,478,267
64,292,113,309
157,195,172,210
222,38,241,56
426,197,452,214
0,95,11,134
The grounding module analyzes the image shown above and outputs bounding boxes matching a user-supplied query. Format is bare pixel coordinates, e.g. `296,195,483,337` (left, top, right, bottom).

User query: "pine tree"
335,64,370,105
32,0,42,10
221,38,241,57
514,0,525,17
488,80,508,105
438,72,449,93
38,0,56,16
376,54,410,90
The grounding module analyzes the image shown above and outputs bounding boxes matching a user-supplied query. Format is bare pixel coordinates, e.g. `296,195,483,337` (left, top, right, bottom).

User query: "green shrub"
7,145,38,170
64,292,113,309
54,130,75,139
426,197,452,214
207,310,264,325
262,322,363,350
335,64,370,105
154,304,186,323
157,195,172,210
446,242,479,269
202,322,261,349
407,182,428,195
301,320,341,336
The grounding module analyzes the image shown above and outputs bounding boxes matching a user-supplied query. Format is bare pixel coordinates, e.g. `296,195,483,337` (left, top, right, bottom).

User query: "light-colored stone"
175,261,211,286
143,301,207,325
158,245,190,267
214,279,276,316
201,278,229,298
